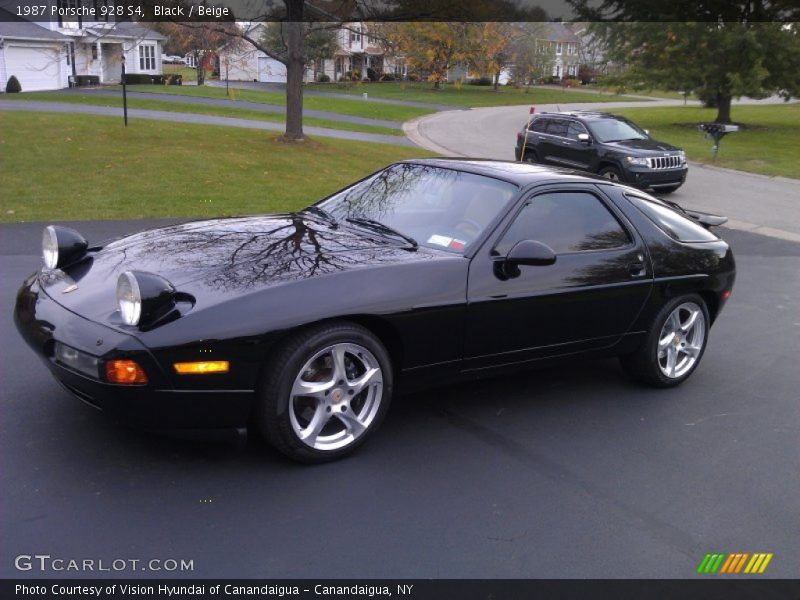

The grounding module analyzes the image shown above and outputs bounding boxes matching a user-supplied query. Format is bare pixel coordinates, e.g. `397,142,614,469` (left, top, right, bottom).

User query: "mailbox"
698,123,739,159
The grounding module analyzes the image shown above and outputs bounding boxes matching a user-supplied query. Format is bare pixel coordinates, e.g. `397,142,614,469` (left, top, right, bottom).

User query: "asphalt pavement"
1,219,798,578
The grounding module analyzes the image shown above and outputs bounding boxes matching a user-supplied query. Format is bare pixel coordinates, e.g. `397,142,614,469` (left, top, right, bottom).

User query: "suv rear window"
625,193,719,242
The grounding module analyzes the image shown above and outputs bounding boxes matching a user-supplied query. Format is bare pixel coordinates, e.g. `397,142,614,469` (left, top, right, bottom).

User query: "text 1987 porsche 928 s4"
15,159,735,462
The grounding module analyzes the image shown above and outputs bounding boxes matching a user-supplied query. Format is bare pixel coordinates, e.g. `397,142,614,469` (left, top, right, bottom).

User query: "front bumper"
626,165,688,190
14,273,253,431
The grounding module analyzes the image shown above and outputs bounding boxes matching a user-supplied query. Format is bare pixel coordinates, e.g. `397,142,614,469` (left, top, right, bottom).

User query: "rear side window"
626,194,718,242
495,191,632,255
529,118,548,132
545,119,569,137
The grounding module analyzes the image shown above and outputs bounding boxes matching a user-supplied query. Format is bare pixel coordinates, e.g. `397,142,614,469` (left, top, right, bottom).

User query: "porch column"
97,42,103,82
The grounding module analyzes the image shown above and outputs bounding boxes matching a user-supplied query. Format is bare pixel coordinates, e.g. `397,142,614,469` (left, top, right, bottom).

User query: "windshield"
587,118,648,143
317,163,518,253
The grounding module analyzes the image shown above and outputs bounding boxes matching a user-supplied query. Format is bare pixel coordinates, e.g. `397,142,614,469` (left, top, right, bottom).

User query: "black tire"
619,294,710,388
655,185,681,194
598,165,623,182
256,322,393,463
522,150,539,164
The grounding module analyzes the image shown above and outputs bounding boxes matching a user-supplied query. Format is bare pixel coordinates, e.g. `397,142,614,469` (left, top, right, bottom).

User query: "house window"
91,44,97,60
350,29,361,43
139,44,156,71
556,43,563,55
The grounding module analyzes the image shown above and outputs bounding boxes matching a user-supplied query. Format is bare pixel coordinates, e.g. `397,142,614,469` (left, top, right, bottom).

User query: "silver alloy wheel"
657,302,706,379
289,343,383,451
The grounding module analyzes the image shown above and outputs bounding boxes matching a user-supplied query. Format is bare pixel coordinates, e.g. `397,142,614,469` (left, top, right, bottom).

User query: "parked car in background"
15,160,733,463
516,111,688,193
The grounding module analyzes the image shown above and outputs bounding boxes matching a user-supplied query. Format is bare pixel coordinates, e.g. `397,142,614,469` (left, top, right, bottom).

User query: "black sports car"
15,159,736,463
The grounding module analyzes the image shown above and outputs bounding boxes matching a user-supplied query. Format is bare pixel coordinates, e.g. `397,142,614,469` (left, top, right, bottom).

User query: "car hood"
604,138,682,153
40,214,425,320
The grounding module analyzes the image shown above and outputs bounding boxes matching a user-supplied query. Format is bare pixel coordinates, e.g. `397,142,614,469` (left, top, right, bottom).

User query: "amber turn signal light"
173,361,230,375
105,359,148,384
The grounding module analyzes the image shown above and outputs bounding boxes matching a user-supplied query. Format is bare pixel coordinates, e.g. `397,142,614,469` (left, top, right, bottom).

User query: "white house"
0,3,163,92
218,22,406,84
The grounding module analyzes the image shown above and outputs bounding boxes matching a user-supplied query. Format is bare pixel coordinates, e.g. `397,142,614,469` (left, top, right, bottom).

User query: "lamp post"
121,53,128,126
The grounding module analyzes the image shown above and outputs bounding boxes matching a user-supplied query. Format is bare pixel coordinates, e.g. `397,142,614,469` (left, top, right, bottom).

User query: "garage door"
257,56,287,83
4,45,61,91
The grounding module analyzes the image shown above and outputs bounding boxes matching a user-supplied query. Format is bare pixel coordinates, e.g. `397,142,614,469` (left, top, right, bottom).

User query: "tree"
262,22,337,82
570,1,800,123
508,23,556,86
379,23,480,88
157,22,237,85
470,23,518,90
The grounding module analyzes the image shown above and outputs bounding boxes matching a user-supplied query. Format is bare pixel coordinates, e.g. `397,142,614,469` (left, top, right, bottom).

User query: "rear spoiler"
663,200,728,229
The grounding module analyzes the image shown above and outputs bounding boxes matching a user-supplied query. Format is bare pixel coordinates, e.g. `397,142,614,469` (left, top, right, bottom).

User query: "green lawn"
306,81,645,107
613,103,800,179
0,112,435,222
8,92,403,136
117,85,434,122
162,64,212,83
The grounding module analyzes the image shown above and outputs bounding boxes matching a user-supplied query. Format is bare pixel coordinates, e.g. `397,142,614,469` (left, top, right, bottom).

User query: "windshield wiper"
304,206,338,228
345,217,418,249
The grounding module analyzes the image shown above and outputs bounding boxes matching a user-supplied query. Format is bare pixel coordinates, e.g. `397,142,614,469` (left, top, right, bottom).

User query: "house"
218,25,287,83
217,22,406,84
0,3,163,92
538,22,581,80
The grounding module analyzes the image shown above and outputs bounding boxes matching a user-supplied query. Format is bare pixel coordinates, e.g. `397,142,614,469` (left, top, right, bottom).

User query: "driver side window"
494,191,631,256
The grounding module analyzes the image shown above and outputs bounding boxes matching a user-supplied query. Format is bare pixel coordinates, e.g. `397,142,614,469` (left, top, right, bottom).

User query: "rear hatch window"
625,193,719,242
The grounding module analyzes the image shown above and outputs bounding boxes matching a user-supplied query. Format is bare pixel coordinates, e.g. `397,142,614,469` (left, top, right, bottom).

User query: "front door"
464,185,652,371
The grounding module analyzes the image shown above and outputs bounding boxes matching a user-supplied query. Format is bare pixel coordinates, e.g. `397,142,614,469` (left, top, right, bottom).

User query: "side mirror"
644,129,650,135
495,240,556,279
577,132,592,145
507,240,557,266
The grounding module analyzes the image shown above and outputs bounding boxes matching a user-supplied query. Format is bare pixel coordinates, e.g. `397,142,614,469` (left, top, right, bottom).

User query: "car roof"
533,110,629,121
398,158,608,187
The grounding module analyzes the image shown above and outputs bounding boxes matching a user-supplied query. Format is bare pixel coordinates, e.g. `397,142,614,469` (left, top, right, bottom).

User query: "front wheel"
256,322,393,463
620,295,709,387
599,165,623,182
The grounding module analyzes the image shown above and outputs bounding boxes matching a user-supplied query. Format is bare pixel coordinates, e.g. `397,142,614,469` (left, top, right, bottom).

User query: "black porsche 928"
15,159,735,462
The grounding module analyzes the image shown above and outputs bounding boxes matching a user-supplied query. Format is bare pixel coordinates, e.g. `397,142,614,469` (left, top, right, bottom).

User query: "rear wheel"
522,150,539,164
620,295,709,387
599,165,623,182
256,322,393,463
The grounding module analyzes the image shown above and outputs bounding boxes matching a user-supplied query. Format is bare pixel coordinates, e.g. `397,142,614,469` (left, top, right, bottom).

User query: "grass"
612,103,800,179
305,81,645,107
161,65,212,83
7,92,403,136
0,112,436,222
116,84,435,122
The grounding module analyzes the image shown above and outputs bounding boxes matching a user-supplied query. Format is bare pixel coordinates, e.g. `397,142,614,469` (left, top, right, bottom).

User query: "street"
2,219,798,578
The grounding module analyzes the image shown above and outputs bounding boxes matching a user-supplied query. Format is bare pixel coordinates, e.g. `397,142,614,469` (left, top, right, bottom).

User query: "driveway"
2,219,799,579
406,102,800,242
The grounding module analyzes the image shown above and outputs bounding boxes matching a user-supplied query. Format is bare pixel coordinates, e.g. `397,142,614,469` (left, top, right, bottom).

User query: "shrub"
122,73,168,85
6,75,22,93
74,75,99,87
379,72,396,82
366,67,378,82
168,74,182,85
468,77,493,86
316,73,331,83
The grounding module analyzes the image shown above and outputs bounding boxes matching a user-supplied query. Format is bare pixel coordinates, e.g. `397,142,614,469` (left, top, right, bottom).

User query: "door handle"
628,262,646,277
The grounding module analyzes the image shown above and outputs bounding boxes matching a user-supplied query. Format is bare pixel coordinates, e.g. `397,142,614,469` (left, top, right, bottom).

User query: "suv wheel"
599,165,623,181
523,150,539,164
